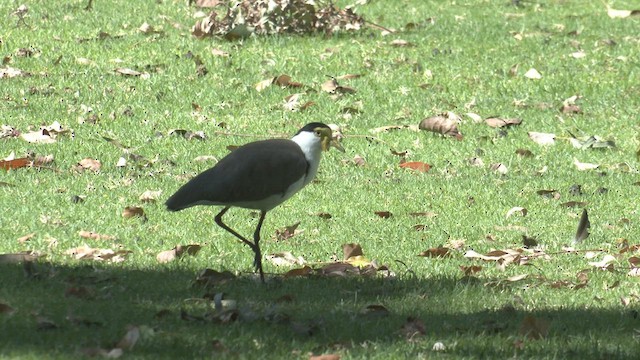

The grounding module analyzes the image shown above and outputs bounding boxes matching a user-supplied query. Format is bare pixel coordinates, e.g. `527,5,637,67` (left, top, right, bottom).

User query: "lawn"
1,0,639,359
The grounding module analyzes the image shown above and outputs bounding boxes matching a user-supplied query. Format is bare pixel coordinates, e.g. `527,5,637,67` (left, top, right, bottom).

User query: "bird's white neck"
291,131,323,184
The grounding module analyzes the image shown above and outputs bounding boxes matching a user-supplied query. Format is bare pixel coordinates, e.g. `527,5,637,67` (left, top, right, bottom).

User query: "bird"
165,122,344,282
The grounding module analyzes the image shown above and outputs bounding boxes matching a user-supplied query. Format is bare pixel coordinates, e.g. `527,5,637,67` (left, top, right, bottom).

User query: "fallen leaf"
515,149,534,157
522,235,538,248
606,6,640,19
573,158,599,171
122,206,145,219
524,68,542,79
485,117,522,128
17,232,36,243
419,114,462,138
77,158,102,172
0,303,16,316
370,124,418,133
275,222,301,241
506,207,527,218
400,317,425,339
0,157,30,170
78,231,116,241
310,354,340,360
211,48,229,57
490,163,508,174
342,243,364,260
266,252,306,266
418,247,451,258
254,78,273,92
284,266,313,278
528,132,556,146
399,161,431,173
588,254,615,269
0,252,38,264
374,211,392,218
519,316,550,339
157,244,202,263
139,190,162,203
20,129,56,144
316,212,332,219
116,326,140,350
390,39,413,47
561,201,587,208
459,265,482,276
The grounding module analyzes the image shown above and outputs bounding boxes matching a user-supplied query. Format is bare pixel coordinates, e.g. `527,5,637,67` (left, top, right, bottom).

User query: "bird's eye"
314,129,322,136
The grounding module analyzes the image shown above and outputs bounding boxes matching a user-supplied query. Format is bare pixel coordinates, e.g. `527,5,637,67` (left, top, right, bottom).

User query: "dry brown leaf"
352,154,366,166
418,247,451,258
77,158,102,172
65,245,130,262
518,316,550,340
515,149,534,158
310,354,341,360
139,190,162,203
0,252,38,264
524,68,542,79
116,326,140,350
506,207,527,218
370,124,418,133
275,222,301,241
0,302,16,316
490,163,508,174
573,158,599,171
374,211,392,218
211,48,229,57
284,265,313,278
20,129,56,144
78,230,116,241
390,39,413,47
157,244,202,263
17,232,36,243
409,211,438,218
194,0,222,7
606,6,640,19
336,74,361,80
319,262,359,276
0,157,30,170
254,78,273,92
122,206,145,219
560,104,582,114
588,254,616,269
459,265,482,276
399,161,431,173
528,132,556,146
485,117,522,128
419,114,462,139
274,74,303,88
0,66,30,78
266,251,305,266
342,243,364,260
400,317,426,339
115,68,150,79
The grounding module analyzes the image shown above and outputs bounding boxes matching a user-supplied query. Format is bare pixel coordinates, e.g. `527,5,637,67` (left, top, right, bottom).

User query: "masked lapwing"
165,122,344,282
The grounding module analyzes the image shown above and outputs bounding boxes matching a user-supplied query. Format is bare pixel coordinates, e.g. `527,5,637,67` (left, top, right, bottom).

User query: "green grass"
1,0,639,358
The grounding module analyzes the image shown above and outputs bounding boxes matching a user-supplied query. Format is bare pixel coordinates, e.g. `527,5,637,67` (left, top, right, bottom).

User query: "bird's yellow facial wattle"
315,127,345,152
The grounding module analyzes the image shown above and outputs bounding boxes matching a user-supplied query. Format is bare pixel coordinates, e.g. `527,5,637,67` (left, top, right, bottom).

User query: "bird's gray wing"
166,139,308,210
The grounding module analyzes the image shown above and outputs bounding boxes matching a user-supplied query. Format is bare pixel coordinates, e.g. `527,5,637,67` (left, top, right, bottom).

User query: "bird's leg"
214,207,265,282
214,207,254,248
252,211,267,283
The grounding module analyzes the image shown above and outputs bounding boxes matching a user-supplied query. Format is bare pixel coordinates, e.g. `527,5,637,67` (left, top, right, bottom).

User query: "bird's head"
304,123,345,152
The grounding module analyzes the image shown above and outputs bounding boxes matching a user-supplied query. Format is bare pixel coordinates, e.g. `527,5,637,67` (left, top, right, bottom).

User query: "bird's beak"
320,128,345,152
330,138,345,152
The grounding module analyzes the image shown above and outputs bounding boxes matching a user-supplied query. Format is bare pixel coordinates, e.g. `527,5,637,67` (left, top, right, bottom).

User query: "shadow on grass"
0,260,638,359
